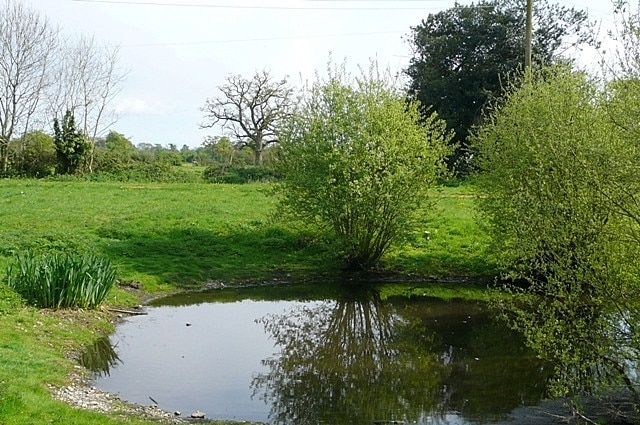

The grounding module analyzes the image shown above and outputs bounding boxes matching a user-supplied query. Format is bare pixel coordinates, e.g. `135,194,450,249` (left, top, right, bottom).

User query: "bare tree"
48,34,126,172
0,0,58,172
200,69,293,166
601,0,640,78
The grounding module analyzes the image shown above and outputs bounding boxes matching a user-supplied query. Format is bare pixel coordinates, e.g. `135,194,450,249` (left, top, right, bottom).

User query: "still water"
83,284,550,424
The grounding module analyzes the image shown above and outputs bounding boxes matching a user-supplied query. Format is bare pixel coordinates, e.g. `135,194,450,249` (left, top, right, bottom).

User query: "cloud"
114,96,169,115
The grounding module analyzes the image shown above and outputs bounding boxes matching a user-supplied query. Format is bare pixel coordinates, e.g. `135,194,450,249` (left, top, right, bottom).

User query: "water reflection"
251,285,549,425
423,304,549,420
86,284,550,424
79,336,122,377
252,285,441,424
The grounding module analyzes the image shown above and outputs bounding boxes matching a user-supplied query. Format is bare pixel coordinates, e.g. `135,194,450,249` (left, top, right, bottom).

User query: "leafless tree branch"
47,34,127,172
200,69,293,165
0,0,58,172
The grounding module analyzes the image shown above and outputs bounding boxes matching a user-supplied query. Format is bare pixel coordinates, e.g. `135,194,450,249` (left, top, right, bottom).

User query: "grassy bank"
0,179,495,424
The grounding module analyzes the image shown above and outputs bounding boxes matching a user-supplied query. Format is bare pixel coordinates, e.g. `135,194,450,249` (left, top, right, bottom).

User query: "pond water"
83,284,551,424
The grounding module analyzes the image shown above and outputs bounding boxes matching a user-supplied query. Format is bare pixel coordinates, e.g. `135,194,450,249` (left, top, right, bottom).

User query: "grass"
0,181,334,290
0,179,495,424
384,184,496,280
0,180,495,290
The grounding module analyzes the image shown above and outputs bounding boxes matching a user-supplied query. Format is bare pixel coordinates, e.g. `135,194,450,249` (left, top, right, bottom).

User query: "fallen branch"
107,308,147,315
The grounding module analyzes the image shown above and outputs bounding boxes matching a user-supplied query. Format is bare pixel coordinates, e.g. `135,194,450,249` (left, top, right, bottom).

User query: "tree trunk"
0,142,8,173
88,142,95,173
255,138,263,166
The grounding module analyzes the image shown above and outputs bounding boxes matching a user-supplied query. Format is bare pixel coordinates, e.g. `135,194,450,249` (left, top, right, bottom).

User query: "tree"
277,62,451,270
0,0,58,173
48,34,125,172
405,0,593,173
473,66,640,420
104,130,135,155
92,130,135,173
200,70,293,166
180,144,192,162
53,110,91,175
596,1,640,248
200,136,236,167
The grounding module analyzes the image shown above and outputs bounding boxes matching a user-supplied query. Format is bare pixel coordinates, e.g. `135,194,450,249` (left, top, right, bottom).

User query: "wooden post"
525,0,533,69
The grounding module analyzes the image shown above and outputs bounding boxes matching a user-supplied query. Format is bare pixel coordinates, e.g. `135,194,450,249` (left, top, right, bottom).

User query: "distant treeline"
5,131,281,183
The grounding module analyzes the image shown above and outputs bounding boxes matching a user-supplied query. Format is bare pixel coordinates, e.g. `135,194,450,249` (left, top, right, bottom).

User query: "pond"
83,283,552,424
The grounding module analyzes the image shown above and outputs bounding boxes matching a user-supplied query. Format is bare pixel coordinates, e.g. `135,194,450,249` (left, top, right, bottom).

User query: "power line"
118,30,406,47
71,0,474,11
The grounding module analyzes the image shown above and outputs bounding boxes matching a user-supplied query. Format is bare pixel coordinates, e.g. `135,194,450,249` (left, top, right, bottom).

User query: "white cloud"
114,96,169,115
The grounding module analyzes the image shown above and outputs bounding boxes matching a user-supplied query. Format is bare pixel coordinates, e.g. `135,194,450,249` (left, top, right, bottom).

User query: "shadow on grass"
97,224,336,288
384,249,498,283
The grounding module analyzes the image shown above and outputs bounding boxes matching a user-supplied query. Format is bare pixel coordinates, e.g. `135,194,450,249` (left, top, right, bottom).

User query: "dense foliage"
406,0,593,173
0,127,286,183
8,130,57,177
53,110,92,175
474,66,640,417
277,63,451,269
203,164,281,183
7,252,116,309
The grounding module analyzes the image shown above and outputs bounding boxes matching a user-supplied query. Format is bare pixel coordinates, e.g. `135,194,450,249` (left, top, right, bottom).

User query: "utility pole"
525,0,533,69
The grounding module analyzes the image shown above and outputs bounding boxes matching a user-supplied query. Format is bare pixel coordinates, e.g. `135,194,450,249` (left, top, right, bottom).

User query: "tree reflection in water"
252,285,446,425
252,285,549,425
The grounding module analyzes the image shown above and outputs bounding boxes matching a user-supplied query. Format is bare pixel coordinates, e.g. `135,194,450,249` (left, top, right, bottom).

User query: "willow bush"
474,65,640,418
6,252,116,309
276,61,451,269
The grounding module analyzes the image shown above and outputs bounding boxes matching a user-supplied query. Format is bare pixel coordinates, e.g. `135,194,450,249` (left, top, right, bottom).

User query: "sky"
29,0,617,149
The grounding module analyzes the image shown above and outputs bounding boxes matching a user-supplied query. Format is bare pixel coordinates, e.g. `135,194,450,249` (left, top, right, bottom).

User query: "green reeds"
6,252,116,309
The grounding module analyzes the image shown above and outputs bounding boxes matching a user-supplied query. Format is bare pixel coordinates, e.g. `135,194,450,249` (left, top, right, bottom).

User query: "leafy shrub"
47,161,201,183
277,62,451,269
92,161,198,182
6,252,116,309
474,66,640,411
202,163,229,180
8,131,57,178
236,166,281,182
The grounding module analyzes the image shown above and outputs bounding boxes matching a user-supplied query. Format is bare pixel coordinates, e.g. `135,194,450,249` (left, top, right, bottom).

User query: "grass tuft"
6,252,116,309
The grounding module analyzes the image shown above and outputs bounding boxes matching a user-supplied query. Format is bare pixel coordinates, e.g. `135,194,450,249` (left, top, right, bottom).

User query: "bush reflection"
251,285,549,425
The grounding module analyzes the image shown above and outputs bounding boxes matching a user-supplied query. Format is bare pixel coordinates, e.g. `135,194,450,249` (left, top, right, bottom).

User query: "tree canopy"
470,9,640,417
473,65,640,418
405,0,594,173
200,70,293,166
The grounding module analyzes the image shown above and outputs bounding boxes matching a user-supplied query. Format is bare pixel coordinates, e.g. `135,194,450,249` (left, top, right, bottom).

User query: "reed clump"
6,252,116,309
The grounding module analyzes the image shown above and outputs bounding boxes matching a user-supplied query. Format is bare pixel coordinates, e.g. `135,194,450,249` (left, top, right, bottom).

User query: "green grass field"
0,179,495,424
0,181,319,291
0,180,494,289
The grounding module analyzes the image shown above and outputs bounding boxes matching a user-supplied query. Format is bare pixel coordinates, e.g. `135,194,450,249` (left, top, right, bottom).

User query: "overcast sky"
29,0,616,148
